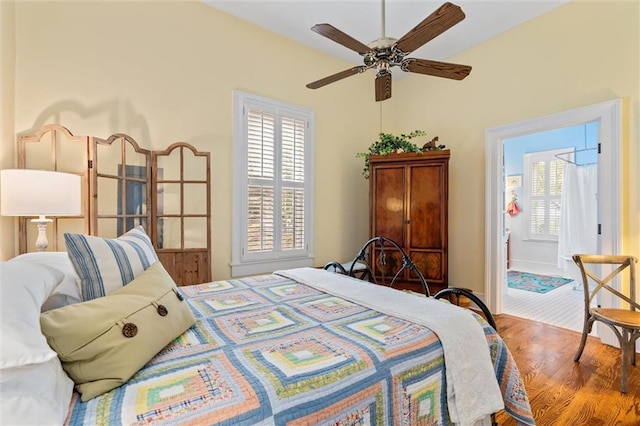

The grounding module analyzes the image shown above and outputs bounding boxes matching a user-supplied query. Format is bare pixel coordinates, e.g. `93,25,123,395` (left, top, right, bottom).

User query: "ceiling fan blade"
401,58,471,80
311,23,372,55
306,66,367,89
375,71,392,102
395,2,465,54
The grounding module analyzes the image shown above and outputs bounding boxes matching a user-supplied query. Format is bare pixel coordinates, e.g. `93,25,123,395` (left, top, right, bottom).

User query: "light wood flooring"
493,314,640,425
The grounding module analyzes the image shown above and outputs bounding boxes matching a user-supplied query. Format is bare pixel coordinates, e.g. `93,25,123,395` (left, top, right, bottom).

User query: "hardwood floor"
493,314,640,425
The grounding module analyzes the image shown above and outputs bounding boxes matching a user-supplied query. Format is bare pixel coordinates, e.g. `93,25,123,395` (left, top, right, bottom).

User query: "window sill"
522,238,559,243
230,256,315,277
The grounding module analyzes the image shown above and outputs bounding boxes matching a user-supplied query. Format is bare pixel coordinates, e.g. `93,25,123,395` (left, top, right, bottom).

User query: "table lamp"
0,169,82,251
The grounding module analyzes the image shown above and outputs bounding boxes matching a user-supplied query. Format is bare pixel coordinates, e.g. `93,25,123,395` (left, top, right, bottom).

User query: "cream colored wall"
0,0,16,259
8,1,378,275
390,0,639,293
8,1,638,290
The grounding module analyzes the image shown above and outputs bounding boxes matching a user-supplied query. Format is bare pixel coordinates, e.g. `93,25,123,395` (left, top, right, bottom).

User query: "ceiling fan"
306,1,472,102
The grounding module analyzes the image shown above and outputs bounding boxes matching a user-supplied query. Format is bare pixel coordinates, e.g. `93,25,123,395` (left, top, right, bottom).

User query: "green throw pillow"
40,261,195,401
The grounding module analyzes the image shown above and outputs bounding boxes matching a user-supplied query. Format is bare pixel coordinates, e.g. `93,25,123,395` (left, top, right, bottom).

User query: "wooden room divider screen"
17,124,211,286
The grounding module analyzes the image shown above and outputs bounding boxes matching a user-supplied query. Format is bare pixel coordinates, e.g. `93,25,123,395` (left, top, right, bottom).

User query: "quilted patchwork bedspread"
66,273,534,425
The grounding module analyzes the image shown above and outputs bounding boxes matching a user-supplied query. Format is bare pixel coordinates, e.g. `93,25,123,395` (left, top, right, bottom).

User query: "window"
523,148,568,241
232,91,314,276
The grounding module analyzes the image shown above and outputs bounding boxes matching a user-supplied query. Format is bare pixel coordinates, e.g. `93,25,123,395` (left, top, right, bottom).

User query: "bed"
0,229,534,426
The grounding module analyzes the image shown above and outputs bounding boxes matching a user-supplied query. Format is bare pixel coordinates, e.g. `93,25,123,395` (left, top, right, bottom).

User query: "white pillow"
0,357,74,425
64,226,159,301
0,261,61,369
11,252,82,311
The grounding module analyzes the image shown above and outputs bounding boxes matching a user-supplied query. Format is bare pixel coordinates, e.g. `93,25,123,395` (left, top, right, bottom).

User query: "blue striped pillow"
64,226,159,301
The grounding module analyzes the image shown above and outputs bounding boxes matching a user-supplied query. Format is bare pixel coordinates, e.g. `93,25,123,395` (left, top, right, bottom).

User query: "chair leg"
622,329,640,393
608,327,640,393
574,316,595,362
620,329,631,394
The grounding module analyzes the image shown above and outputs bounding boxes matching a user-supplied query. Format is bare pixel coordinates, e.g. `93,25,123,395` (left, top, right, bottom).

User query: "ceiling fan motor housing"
367,37,397,50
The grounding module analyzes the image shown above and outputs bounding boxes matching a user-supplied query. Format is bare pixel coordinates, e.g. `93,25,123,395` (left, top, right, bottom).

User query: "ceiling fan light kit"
306,1,472,102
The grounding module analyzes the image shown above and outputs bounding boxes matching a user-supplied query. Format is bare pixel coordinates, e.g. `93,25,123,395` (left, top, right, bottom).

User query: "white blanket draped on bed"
276,268,504,426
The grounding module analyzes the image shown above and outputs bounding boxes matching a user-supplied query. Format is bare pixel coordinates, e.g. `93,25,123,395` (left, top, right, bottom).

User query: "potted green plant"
356,130,445,178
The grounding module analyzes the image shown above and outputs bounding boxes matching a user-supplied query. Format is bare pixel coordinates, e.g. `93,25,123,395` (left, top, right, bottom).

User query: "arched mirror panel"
91,134,151,238
152,143,211,285
17,125,89,253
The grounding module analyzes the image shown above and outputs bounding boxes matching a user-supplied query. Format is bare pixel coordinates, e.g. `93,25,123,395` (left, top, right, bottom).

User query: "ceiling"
204,0,568,78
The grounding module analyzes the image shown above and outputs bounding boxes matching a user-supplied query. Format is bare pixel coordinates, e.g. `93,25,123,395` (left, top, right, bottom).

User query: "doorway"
501,123,598,331
485,99,622,346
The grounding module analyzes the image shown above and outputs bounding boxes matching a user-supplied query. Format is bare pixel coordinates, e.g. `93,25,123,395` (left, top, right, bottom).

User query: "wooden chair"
572,254,640,393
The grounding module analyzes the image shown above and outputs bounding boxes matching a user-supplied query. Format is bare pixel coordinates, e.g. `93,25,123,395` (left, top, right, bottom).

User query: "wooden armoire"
369,150,449,294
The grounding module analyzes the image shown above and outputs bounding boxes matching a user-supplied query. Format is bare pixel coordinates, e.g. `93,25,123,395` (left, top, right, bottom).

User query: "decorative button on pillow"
39,261,195,401
64,226,158,300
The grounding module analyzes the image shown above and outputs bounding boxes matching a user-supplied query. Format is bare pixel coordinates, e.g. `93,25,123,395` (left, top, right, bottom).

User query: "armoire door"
370,165,406,245
408,162,448,287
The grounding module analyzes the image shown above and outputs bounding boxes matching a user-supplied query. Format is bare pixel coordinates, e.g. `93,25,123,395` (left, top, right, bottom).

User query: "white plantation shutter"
281,116,306,251
247,110,276,253
247,185,274,252
548,159,564,235
247,110,275,179
232,91,314,276
529,160,546,235
524,149,566,240
281,187,305,250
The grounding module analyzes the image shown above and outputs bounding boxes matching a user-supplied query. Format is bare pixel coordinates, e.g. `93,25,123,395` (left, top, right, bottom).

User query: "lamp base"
31,216,53,251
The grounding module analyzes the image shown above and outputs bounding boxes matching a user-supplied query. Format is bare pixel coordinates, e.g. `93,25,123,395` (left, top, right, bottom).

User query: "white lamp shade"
0,169,82,217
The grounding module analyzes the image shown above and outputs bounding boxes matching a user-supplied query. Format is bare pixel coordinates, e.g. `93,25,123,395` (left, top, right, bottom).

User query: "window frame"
231,90,314,277
523,148,569,241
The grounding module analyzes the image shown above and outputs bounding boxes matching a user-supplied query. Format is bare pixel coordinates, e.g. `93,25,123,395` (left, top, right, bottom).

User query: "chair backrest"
572,254,639,311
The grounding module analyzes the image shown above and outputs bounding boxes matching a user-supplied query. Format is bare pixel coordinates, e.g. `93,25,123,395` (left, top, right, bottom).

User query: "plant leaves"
356,130,435,179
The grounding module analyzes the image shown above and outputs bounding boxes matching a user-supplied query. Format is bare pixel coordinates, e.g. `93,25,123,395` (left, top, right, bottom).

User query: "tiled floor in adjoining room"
502,278,585,333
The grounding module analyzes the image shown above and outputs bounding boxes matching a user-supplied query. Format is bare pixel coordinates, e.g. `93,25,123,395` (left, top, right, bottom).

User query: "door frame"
484,100,622,342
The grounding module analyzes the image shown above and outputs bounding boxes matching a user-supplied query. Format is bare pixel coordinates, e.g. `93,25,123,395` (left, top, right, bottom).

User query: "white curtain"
557,163,598,275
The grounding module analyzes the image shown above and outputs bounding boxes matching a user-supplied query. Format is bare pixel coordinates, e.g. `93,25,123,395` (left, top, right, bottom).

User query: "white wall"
507,217,564,276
